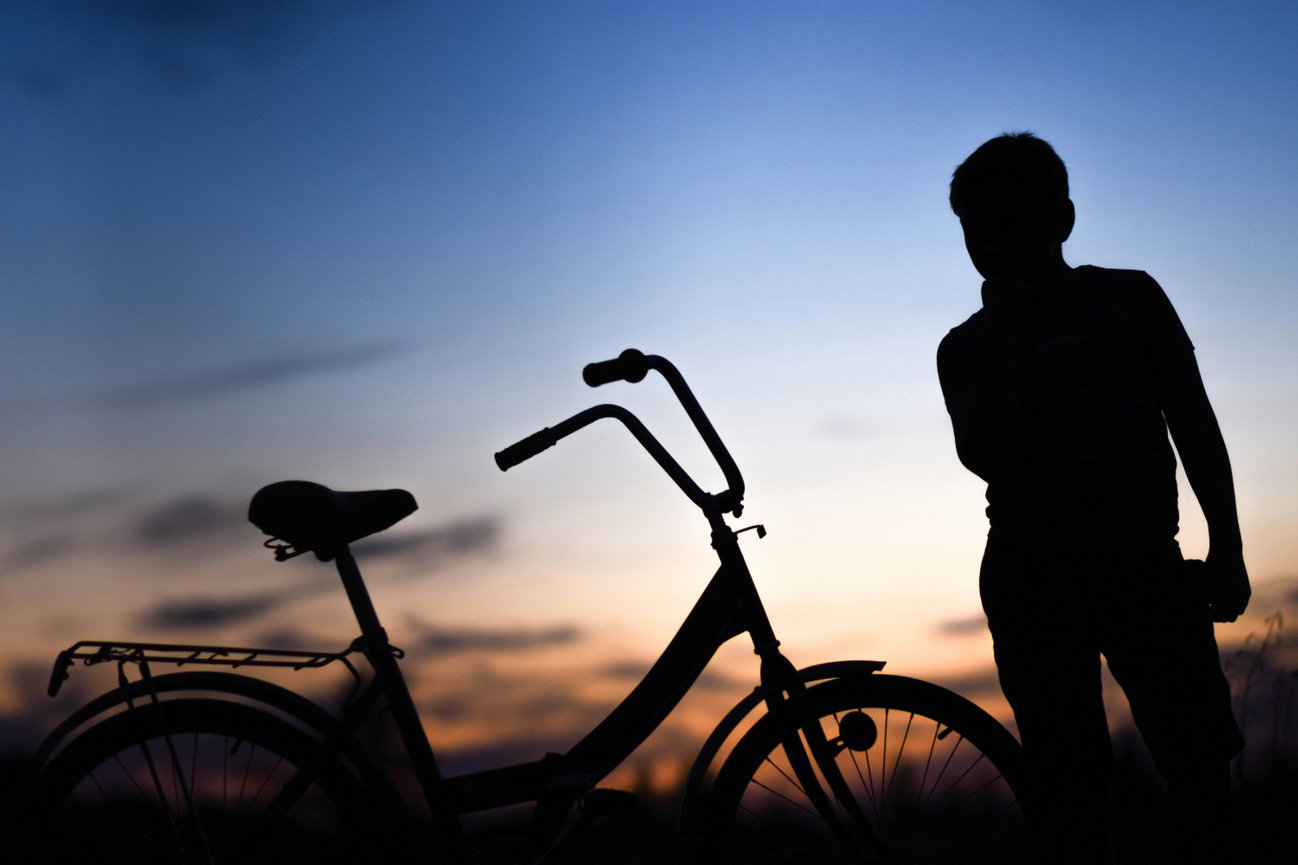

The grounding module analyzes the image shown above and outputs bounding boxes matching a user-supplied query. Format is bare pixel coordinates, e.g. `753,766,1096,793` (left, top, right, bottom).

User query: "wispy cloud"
1,532,80,572
415,664,618,773
932,668,1004,702
414,660,731,777
1,491,247,575
136,587,308,630
354,516,501,564
597,660,744,692
933,614,987,638
407,621,581,656
249,626,336,651
427,700,614,776
0,488,124,522
104,342,408,408
1,493,499,579
130,512,505,631
136,494,246,545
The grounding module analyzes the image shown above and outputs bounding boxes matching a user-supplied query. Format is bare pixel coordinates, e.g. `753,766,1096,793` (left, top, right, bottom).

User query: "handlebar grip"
494,427,559,471
583,349,649,387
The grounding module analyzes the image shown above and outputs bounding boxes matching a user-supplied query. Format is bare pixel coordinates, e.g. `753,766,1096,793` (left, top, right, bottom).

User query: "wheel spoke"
690,675,1029,864
20,698,403,864
741,775,823,821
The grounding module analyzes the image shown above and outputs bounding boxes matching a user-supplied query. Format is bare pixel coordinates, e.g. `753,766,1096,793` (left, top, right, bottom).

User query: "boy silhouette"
937,133,1249,864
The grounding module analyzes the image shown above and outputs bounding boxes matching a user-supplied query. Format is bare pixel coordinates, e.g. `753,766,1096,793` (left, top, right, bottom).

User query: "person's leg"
1100,548,1243,865
1164,760,1234,865
980,540,1116,865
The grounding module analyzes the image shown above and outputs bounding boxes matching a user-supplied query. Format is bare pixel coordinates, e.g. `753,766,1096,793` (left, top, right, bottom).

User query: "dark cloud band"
105,342,408,408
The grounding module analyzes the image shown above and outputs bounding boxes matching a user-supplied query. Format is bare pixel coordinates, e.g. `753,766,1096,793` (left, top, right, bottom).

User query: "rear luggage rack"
48,640,363,697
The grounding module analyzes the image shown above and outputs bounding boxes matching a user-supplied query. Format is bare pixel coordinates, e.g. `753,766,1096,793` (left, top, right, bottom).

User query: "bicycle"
3,350,1030,864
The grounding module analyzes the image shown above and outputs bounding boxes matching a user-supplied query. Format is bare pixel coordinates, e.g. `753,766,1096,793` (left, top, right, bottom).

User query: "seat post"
333,545,469,859
333,546,388,642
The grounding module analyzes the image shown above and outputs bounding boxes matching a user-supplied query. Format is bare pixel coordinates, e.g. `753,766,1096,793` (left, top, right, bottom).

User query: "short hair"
949,132,1070,217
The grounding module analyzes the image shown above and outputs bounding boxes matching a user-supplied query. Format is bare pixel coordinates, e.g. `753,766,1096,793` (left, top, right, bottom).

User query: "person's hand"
1204,547,1250,623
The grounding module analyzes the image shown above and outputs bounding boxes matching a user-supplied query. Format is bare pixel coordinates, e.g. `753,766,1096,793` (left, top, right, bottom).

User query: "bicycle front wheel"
16,698,412,865
686,674,1029,864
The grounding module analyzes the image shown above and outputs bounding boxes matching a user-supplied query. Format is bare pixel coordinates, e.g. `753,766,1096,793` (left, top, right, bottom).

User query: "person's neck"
1028,256,1073,293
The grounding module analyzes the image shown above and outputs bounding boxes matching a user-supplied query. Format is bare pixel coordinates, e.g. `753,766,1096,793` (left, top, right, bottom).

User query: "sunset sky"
3,1,1296,776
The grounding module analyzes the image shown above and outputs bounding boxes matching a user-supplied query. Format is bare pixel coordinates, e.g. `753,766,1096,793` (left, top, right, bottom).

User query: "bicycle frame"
24,350,892,863
309,350,883,856
325,507,809,849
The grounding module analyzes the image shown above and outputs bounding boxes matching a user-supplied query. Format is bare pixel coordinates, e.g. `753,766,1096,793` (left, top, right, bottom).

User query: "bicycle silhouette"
4,351,1029,863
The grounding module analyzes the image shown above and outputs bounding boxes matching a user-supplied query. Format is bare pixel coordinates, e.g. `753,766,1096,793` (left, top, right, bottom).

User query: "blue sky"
3,0,1296,767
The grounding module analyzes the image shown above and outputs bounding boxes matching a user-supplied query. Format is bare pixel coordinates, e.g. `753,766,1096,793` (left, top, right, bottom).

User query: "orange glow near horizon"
3,6,1297,844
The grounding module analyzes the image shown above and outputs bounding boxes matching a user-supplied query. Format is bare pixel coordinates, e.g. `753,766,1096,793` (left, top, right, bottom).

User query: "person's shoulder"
1076,265,1192,349
1076,264,1163,294
946,307,984,333
1076,264,1172,309
938,309,983,360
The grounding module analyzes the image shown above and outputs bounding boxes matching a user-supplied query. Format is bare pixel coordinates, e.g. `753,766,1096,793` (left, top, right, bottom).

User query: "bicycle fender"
679,660,885,823
27,671,339,766
9,670,419,847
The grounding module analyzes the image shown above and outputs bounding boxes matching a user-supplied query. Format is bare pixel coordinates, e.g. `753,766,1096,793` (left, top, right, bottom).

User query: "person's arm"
1161,352,1251,622
1134,273,1250,622
937,279,1028,484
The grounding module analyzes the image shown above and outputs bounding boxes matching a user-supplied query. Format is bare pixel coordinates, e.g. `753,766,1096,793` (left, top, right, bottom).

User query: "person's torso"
987,266,1180,546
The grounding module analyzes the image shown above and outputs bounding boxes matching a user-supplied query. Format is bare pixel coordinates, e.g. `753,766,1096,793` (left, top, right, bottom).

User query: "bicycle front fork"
758,648,888,860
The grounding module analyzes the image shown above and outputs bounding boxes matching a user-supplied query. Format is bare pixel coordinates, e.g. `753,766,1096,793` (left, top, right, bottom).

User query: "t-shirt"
937,266,1194,547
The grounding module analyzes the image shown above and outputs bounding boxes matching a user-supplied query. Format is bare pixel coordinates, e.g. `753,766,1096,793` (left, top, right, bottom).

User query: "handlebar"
493,426,559,471
495,352,745,519
582,348,649,387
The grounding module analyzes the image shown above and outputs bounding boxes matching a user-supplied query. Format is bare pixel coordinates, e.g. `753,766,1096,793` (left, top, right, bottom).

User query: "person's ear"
1057,199,1076,244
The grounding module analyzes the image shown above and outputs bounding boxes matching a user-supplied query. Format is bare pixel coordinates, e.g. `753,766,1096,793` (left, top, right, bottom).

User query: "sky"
2,0,1297,781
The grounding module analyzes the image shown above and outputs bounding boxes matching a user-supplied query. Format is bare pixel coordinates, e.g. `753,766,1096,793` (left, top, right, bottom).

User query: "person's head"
950,132,1075,282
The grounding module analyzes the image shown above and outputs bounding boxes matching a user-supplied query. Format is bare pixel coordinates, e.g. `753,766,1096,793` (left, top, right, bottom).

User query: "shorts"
979,537,1244,782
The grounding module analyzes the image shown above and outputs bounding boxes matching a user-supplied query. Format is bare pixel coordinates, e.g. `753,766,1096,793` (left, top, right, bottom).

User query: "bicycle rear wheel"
16,698,412,865
685,674,1029,864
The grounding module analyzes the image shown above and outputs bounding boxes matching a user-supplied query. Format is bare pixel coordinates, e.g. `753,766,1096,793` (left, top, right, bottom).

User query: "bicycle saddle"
248,480,417,561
